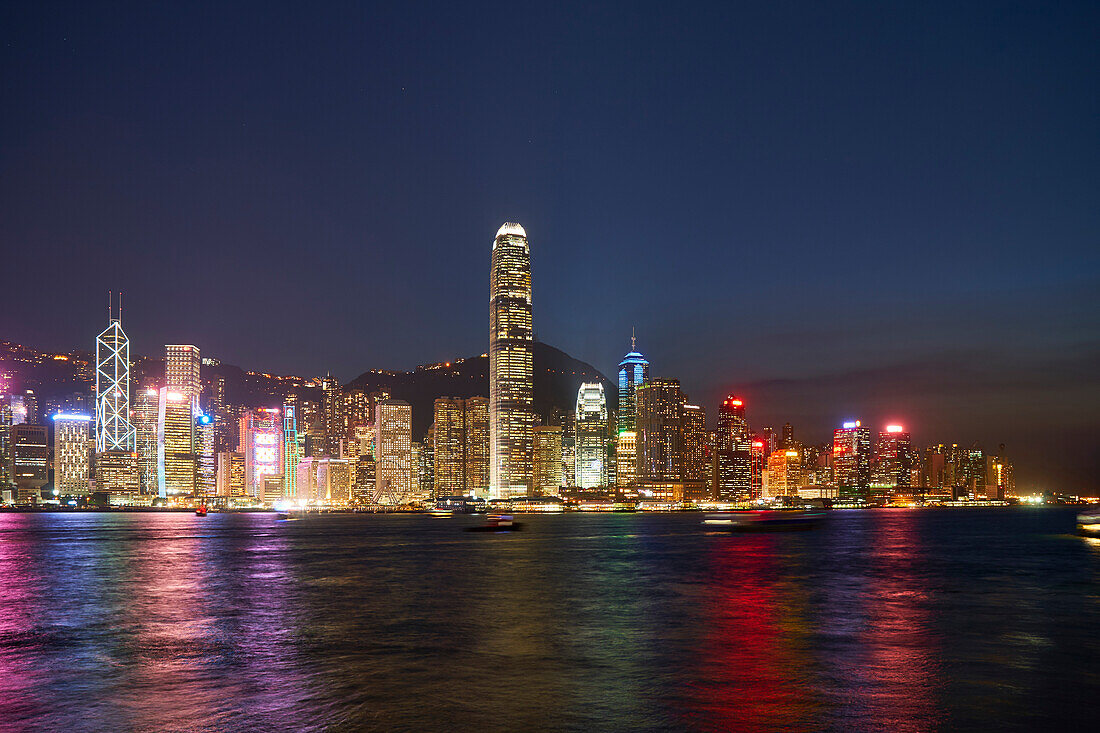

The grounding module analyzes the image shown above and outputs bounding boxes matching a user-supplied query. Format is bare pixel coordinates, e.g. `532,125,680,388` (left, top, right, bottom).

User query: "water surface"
0,508,1096,731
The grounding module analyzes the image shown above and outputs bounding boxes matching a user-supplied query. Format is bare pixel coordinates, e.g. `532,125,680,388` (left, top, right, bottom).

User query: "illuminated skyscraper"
239,409,282,497
320,375,340,455
872,424,912,490
615,431,636,488
216,451,246,498
375,399,412,504
158,388,196,497
133,387,159,493
195,412,215,496
464,396,490,496
533,425,563,493
716,396,752,501
433,397,466,495
53,413,92,494
635,379,686,484
9,423,47,501
283,404,299,500
165,345,201,396
617,334,650,434
764,449,803,498
94,307,136,453
575,383,608,489
833,420,871,500
681,403,709,498
489,222,534,499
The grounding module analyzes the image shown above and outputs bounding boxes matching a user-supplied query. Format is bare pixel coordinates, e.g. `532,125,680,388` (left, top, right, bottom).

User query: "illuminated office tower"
53,413,92,494
95,450,139,495
986,445,1013,500
561,410,576,487
374,399,412,504
635,379,686,484
750,439,766,497
433,398,465,495
283,404,299,500
195,412,215,497
872,425,912,489
533,426,563,493
320,375,340,455
681,404,709,498
165,345,201,397
158,389,196,497
216,451,246,498
239,409,282,497
9,424,48,501
95,307,136,453
715,396,752,501
464,396,490,497
418,435,434,499
133,388,159,493
574,383,608,488
9,391,38,425
955,446,985,498
833,420,871,501
615,431,636,488
617,335,650,434
764,449,802,498
0,398,12,483
489,222,534,499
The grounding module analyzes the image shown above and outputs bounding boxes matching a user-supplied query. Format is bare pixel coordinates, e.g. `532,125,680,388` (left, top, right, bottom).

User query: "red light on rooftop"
886,425,904,433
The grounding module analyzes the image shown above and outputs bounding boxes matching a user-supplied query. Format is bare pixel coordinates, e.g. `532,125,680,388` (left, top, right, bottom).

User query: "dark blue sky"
2,1,1097,489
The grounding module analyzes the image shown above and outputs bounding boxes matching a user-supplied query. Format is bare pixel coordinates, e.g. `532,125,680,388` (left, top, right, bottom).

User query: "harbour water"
0,508,1096,731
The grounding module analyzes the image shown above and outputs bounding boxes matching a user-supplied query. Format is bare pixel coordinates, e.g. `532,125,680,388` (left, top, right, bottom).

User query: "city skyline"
1,2,1096,491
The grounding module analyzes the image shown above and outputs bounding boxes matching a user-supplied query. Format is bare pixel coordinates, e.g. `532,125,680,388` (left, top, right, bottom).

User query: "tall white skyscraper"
575,383,608,489
95,306,136,453
489,222,534,499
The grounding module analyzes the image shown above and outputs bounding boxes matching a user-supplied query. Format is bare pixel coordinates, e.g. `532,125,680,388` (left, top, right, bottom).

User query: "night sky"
2,1,1097,490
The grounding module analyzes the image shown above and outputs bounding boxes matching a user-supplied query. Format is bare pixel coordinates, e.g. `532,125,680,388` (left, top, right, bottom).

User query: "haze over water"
0,509,1096,731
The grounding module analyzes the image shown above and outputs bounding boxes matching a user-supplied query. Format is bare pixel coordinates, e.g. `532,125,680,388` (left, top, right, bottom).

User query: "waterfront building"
418,435,434,499
561,410,576,487
262,474,284,505
215,451,246,498
616,431,636,488
320,375,340,455
635,379,686,489
681,403,709,499
239,409,282,498
53,412,92,494
986,445,1013,500
133,387,159,493
464,396,490,496
375,399,412,504
158,388,196,497
283,404,299,501
533,425,563,493
833,420,871,501
94,309,136,453
575,383,608,489
715,396,753,501
95,450,139,495
195,412,215,496
489,222,534,499
872,425,912,490
9,423,47,501
764,449,802,498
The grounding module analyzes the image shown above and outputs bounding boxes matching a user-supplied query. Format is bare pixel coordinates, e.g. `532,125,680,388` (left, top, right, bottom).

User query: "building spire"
631,327,636,352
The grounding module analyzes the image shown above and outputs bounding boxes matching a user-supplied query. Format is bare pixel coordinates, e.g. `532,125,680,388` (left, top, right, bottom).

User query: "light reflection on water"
0,508,1095,731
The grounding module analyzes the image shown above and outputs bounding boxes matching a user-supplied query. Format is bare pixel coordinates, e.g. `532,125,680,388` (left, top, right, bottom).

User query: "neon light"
886,425,904,433
842,421,857,429
166,392,185,401
52,413,92,421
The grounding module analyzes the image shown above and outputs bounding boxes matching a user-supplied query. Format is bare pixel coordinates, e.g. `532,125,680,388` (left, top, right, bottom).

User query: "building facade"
575,383,608,489
489,222,534,499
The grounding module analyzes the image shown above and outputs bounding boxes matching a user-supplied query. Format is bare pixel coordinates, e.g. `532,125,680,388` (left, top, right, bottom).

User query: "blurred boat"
195,505,208,517
1076,507,1100,535
465,513,523,532
428,507,455,518
703,509,824,532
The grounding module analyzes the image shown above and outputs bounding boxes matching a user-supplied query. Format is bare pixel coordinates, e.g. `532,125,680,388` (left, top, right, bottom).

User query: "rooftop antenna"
631,326,636,351
118,291,122,323
108,290,113,322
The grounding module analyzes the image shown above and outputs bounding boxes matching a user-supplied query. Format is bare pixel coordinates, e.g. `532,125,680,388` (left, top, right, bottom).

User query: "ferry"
465,514,523,532
703,509,825,532
195,504,208,517
428,507,455,518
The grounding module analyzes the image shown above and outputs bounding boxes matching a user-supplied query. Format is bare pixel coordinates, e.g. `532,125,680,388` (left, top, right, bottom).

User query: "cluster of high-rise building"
0,223,1018,507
